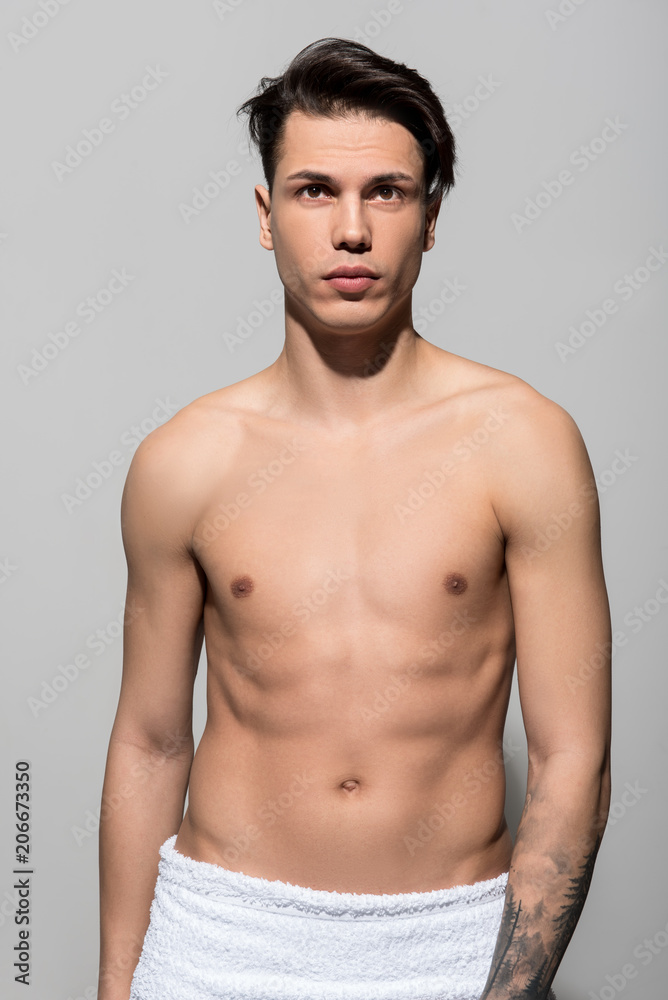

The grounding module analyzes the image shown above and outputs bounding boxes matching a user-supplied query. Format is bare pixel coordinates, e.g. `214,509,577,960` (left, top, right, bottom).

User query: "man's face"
254,109,440,335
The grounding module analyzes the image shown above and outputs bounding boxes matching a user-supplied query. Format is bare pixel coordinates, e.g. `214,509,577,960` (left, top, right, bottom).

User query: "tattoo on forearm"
480,835,601,998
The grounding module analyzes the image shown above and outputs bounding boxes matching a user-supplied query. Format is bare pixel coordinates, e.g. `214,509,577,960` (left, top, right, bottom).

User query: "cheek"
273,214,330,282
391,224,426,273
380,211,426,253
404,210,429,245
270,236,302,291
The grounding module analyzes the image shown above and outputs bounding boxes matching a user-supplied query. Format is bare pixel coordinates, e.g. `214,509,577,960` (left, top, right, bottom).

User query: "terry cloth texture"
129,834,557,1000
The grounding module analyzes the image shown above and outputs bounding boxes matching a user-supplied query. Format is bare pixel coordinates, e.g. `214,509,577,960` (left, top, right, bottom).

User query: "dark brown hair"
236,37,457,208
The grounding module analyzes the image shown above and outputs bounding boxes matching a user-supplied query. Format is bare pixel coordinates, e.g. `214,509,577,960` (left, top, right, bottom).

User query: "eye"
295,184,403,201
375,186,400,200
298,184,328,199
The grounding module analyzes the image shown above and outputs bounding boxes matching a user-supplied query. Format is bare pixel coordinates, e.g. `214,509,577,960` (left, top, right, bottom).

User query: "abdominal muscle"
173,630,516,894
171,369,520,893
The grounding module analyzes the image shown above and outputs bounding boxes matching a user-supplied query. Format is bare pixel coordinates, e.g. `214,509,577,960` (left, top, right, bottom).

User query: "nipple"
231,575,254,598
443,573,468,595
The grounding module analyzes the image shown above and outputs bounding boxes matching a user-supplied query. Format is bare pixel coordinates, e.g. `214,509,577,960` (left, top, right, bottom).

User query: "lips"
324,267,378,279
323,266,379,292
324,274,378,291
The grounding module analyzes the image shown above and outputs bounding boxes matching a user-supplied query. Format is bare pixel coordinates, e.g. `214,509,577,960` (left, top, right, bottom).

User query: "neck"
263,293,436,432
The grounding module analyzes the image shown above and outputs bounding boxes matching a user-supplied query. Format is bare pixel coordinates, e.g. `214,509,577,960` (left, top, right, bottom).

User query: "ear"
255,184,273,251
423,196,442,252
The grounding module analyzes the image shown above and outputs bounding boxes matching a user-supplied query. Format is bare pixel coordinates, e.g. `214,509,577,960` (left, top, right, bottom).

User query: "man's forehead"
276,109,424,179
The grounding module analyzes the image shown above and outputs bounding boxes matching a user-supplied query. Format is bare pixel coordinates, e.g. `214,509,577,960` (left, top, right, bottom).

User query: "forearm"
98,738,193,1000
479,752,611,999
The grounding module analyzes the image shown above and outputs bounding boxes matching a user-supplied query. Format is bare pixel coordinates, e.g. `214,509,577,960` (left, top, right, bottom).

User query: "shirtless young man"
98,37,611,1000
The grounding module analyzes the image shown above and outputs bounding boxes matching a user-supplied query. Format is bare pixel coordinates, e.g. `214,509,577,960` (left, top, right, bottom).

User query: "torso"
174,346,520,893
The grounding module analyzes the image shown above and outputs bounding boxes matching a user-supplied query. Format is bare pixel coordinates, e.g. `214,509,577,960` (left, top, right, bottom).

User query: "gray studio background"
2,1,667,998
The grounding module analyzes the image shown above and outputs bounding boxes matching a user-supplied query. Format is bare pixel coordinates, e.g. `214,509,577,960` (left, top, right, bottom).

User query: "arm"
480,392,612,999
98,421,206,1000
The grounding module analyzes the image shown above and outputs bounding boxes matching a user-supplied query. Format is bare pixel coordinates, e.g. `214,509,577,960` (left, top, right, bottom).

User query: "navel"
340,779,360,792
230,575,254,598
443,572,468,596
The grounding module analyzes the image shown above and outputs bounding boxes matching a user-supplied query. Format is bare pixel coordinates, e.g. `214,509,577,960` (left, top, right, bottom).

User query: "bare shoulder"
444,352,588,462
434,350,597,531
449,357,599,539
126,380,254,473
489,372,589,472
121,383,250,551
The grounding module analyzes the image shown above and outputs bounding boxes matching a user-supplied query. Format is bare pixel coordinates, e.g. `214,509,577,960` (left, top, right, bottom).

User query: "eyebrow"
284,170,418,188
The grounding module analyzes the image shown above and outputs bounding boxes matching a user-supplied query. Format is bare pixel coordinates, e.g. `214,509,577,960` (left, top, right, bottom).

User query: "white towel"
129,834,556,999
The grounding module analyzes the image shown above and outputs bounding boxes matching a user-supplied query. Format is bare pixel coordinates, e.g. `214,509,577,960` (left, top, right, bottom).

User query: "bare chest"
191,413,509,645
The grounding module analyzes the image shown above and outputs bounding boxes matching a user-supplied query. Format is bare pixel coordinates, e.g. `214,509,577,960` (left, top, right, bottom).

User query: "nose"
331,195,371,251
